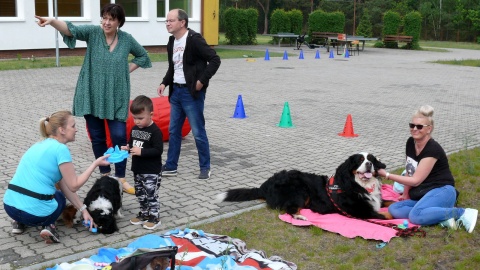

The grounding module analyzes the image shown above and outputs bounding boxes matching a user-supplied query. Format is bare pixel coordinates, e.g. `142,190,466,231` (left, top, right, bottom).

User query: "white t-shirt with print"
173,31,188,84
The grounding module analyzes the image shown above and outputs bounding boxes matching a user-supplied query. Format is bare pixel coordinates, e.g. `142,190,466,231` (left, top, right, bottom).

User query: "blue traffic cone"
231,95,247,119
345,48,350,58
283,50,288,60
299,50,304,59
329,50,334,58
264,49,270,61
315,49,320,59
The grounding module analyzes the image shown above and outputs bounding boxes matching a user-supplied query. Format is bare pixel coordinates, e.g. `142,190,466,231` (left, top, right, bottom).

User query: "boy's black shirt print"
128,123,163,174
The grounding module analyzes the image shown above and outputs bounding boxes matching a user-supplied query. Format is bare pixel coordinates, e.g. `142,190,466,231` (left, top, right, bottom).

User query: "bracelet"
385,172,390,180
78,204,87,212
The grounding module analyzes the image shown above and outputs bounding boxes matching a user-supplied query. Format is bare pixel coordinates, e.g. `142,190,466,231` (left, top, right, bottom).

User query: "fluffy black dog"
217,153,392,220
83,176,123,234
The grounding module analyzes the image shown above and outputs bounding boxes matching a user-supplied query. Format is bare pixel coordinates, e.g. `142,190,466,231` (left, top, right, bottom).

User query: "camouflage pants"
134,173,162,218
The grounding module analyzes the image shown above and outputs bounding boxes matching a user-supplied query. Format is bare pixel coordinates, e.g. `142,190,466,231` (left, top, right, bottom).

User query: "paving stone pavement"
0,45,479,269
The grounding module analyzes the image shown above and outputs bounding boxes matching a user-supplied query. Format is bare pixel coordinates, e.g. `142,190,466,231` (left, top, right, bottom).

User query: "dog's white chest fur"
89,196,113,215
357,180,382,211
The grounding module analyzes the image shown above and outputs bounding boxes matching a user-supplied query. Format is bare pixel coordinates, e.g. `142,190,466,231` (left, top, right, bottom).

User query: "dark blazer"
161,29,221,99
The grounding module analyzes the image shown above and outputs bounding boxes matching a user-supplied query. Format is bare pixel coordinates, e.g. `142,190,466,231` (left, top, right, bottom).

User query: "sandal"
119,178,135,195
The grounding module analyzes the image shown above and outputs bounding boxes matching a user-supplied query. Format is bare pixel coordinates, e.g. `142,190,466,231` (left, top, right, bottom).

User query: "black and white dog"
217,152,392,221
63,176,123,234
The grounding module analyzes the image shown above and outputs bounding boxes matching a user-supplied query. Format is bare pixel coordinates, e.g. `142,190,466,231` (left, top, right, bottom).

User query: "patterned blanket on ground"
47,229,297,270
279,184,412,242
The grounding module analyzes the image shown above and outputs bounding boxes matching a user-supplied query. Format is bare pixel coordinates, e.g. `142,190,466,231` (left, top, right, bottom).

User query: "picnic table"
310,32,338,48
329,35,380,53
383,35,413,47
263,32,301,47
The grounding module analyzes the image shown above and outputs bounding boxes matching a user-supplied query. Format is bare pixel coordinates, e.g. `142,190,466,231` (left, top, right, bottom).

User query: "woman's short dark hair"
177,9,189,28
101,4,126,28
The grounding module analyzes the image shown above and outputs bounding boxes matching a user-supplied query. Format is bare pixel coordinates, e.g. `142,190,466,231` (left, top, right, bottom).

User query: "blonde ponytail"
38,111,72,139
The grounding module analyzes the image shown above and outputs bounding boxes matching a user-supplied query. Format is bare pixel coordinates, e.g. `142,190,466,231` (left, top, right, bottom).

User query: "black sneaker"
130,212,149,225
161,165,177,176
143,215,161,230
12,221,26,234
198,169,211,180
40,224,60,244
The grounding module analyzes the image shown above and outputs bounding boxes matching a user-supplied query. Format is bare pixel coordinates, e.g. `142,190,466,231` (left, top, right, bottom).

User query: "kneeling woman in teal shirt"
3,111,111,244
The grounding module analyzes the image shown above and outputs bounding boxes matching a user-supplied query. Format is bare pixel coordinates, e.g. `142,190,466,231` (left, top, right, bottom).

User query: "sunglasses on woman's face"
409,123,430,130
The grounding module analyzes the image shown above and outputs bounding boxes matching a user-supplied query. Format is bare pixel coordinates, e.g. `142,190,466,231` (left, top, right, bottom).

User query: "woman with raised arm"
35,3,152,195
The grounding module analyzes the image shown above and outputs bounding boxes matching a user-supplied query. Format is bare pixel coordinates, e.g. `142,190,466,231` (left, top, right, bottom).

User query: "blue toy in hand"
104,145,129,163
83,220,97,233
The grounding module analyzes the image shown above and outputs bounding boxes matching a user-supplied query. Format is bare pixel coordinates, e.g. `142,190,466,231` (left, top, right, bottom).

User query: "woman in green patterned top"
35,4,151,195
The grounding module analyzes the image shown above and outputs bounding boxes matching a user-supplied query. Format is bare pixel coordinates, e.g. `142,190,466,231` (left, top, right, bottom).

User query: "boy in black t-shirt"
122,95,163,230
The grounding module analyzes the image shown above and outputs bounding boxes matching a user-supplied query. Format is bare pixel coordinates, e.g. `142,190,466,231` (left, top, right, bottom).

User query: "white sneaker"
456,208,478,233
439,218,457,230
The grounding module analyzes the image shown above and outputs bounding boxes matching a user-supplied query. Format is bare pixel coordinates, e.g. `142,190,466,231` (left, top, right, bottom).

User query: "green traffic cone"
277,102,294,128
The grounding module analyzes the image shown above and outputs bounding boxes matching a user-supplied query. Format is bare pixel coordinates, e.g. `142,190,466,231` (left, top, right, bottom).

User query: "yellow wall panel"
202,0,219,46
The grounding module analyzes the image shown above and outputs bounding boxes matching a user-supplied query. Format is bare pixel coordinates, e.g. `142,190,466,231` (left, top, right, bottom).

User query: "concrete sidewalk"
0,45,479,269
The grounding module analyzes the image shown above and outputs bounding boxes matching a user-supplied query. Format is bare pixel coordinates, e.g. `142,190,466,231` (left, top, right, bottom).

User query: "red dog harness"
325,175,426,238
327,175,342,193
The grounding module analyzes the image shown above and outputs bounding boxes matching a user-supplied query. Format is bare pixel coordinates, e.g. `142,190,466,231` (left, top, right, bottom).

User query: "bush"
404,11,422,49
329,11,346,33
374,41,384,48
356,9,373,37
224,8,258,45
245,8,259,44
383,10,402,48
308,10,345,42
308,10,327,35
270,9,290,34
270,9,290,45
288,9,303,35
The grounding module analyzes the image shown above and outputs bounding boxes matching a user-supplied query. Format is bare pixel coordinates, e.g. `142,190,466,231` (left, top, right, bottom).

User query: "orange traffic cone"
338,114,358,137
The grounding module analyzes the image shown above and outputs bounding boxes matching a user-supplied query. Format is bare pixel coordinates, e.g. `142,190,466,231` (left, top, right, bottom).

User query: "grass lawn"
2,34,480,71
420,40,480,50
0,47,284,71
197,147,480,270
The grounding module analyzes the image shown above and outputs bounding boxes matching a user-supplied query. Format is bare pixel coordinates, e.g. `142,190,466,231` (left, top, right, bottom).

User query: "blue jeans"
165,86,210,170
85,114,127,177
4,190,66,226
388,185,464,225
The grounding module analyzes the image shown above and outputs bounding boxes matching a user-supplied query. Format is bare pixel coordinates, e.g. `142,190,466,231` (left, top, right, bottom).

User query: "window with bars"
157,0,191,18
0,0,16,17
0,0,192,19
34,0,143,18
35,0,83,17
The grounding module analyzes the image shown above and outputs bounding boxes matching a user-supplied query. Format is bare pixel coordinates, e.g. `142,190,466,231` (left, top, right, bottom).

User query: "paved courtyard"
0,45,479,269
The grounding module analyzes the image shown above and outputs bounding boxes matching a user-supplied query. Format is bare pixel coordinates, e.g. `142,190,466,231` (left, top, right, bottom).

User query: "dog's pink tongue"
364,172,373,179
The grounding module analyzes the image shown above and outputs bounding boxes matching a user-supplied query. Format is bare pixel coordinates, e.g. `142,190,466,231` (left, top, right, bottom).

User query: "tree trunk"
257,0,270,34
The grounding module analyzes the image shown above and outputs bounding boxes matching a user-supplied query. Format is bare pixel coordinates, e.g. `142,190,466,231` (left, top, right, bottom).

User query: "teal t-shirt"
3,138,72,216
63,22,152,121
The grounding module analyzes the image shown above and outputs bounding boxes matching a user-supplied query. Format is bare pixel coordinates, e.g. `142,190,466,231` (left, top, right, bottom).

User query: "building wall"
202,0,219,45
0,0,202,51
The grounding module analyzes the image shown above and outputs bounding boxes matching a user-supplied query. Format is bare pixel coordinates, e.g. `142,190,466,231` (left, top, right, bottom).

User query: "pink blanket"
279,184,411,242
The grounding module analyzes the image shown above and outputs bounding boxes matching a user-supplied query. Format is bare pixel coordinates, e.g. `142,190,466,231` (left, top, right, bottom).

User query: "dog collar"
365,184,376,194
